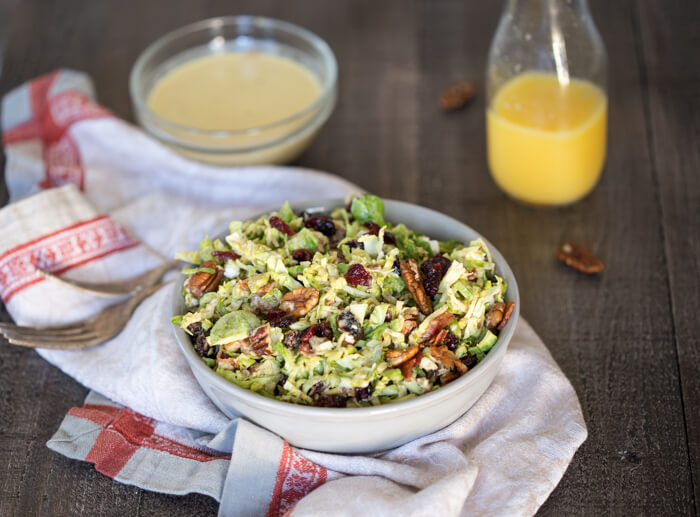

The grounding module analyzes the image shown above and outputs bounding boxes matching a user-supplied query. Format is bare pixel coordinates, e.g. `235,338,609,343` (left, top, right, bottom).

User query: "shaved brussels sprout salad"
172,194,513,408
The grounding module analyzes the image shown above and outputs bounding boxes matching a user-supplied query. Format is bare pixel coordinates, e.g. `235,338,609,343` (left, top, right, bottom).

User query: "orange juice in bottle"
486,0,607,206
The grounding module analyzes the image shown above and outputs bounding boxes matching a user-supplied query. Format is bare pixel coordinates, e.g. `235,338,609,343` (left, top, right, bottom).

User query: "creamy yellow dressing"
148,52,322,131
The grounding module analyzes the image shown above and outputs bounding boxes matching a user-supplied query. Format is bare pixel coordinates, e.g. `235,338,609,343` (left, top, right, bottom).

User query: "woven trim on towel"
0,215,139,302
267,442,327,517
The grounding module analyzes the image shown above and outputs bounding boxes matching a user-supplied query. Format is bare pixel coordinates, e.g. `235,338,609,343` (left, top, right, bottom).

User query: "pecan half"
400,307,419,335
401,319,418,336
400,353,422,380
431,345,468,374
385,345,419,367
497,301,515,331
439,80,476,111
440,371,460,385
187,260,224,298
556,241,604,274
484,303,506,330
419,311,454,344
280,288,319,317
426,328,449,349
246,324,272,356
400,258,433,315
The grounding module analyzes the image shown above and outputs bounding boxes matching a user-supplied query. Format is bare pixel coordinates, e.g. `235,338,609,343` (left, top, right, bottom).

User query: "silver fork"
0,282,167,349
38,259,179,298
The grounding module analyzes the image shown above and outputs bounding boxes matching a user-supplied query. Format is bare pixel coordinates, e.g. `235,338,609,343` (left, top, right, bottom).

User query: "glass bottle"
486,0,607,207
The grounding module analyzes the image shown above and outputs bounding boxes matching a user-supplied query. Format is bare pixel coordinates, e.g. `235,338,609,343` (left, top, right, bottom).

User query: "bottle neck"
503,0,598,86
505,0,591,18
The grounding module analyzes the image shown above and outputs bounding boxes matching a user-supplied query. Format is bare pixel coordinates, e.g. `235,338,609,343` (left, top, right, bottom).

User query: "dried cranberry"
426,368,439,383
308,381,325,397
315,321,333,338
365,222,380,235
195,331,216,358
420,255,452,297
268,310,296,328
267,309,286,321
345,263,372,287
187,322,203,337
384,232,396,245
270,216,294,236
337,311,363,339
354,386,371,401
211,250,239,262
441,331,459,351
301,322,333,343
284,330,303,350
392,259,401,276
305,215,336,236
291,249,313,262
277,373,288,387
315,394,347,407
462,354,479,370
345,240,364,250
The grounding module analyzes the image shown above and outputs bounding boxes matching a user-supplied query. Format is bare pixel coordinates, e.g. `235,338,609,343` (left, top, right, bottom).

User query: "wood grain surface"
0,0,698,515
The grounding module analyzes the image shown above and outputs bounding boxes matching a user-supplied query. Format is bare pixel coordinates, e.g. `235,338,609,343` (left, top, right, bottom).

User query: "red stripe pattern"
70,403,230,479
267,442,327,517
3,70,111,190
0,215,139,302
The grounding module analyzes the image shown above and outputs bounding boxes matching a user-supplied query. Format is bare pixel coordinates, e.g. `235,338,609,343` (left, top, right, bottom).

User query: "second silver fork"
38,259,179,298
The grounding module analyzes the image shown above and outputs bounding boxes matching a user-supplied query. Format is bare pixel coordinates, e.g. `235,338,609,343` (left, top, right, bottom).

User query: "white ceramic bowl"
172,199,519,453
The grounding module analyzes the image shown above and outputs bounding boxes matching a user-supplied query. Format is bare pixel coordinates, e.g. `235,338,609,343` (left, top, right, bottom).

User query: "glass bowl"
130,16,338,166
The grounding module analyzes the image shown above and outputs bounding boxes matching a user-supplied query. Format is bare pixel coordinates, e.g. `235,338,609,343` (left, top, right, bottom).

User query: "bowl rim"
129,15,338,144
172,198,520,419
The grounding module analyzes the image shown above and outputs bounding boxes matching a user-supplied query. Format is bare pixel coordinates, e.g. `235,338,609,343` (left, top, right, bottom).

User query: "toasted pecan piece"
385,345,420,367
485,303,506,330
400,353,422,380
426,328,449,349
431,345,468,374
400,307,420,335
419,311,454,344
186,260,224,298
401,319,418,336
440,371,460,385
439,80,476,111
497,302,515,331
556,241,604,274
400,258,433,315
246,324,272,356
280,287,319,317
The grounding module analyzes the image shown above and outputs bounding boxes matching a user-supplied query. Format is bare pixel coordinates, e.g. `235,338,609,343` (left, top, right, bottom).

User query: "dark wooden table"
1,0,698,515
